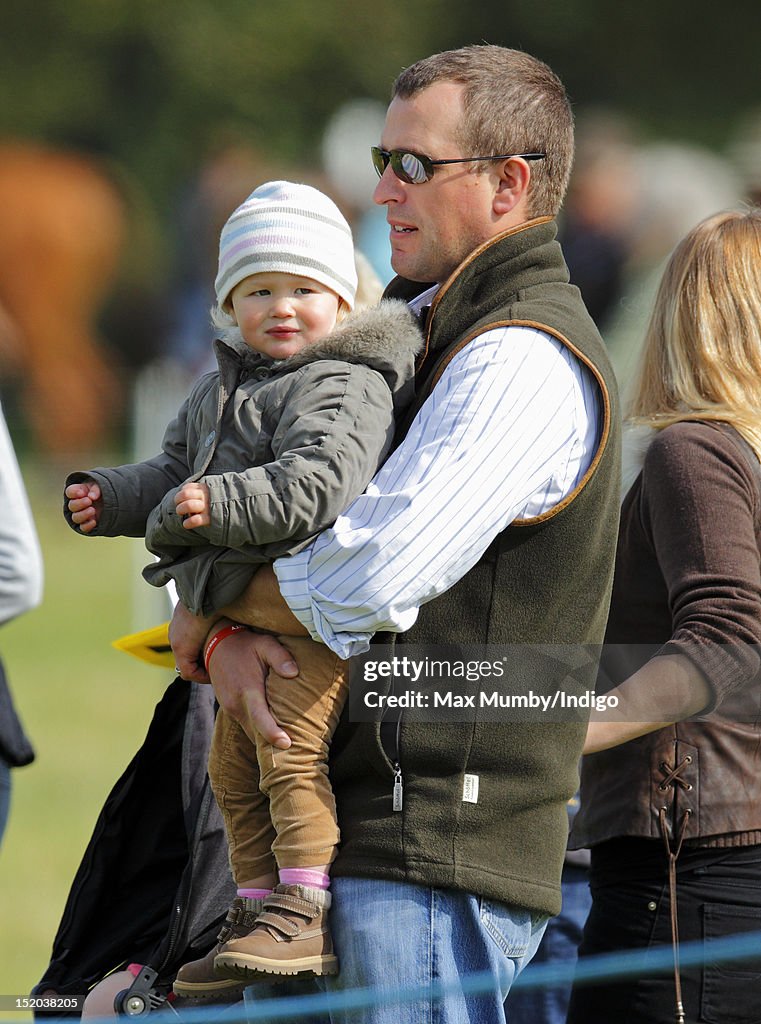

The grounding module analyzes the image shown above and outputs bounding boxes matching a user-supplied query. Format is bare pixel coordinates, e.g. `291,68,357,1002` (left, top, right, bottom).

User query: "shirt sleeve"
0,403,43,624
641,424,761,707
274,326,601,657
66,396,194,539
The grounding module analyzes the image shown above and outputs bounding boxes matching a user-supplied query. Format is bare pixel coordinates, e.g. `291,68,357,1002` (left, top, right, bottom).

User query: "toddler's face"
229,272,341,360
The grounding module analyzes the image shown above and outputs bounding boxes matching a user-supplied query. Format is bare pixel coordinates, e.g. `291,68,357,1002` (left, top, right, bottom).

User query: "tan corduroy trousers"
207,636,348,883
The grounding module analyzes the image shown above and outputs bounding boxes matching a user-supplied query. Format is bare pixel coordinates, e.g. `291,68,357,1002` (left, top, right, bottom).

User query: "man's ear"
492,157,532,216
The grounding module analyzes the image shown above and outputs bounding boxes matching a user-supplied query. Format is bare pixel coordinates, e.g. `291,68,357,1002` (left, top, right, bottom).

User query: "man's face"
373,81,501,283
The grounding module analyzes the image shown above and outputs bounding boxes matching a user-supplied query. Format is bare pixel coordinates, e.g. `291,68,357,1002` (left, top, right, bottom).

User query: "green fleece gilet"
329,218,621,918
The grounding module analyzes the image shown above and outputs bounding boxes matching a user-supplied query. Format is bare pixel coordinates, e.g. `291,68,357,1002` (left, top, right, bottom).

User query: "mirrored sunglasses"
371,147,546,185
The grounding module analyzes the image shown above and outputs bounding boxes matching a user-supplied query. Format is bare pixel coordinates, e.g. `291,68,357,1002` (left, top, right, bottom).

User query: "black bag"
33,677,236,1014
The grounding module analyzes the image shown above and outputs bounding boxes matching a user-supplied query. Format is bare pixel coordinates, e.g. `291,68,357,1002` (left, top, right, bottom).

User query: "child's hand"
175,481,211,530
65,480,102,534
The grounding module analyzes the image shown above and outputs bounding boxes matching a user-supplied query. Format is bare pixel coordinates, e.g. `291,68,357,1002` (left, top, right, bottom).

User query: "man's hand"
208,629,299,749
175,481,211,530
169,602,300,747
65,480,102,533
169,601,219,683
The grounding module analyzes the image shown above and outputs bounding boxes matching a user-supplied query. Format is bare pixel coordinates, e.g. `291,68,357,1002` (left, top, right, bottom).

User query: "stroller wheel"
113,965,161,1016
114,990,150,1016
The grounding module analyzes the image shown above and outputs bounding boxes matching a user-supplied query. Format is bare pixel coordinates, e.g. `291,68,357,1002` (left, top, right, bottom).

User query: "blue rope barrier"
237,926,761,1020
7,927,761,1024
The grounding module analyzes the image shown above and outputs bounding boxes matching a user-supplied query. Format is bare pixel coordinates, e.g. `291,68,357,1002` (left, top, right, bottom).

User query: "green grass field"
0,459,176,1002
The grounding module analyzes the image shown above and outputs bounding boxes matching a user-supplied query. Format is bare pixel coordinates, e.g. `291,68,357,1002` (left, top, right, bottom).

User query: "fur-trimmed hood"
215,299,422,409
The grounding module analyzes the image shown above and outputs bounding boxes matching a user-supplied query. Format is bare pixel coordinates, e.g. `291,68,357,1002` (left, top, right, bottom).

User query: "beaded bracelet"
203,622,249,673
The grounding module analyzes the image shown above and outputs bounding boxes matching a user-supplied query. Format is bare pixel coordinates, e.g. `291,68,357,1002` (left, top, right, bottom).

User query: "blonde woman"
569,208,761,1023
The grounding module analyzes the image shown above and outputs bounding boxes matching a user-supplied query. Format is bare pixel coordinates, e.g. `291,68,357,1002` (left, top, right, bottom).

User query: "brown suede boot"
214,884,338,979
172,896,264,998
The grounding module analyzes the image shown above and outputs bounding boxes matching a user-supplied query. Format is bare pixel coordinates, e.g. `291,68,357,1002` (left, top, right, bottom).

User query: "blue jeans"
0,757,10,847
246,877,547,1024
504,863,591,1023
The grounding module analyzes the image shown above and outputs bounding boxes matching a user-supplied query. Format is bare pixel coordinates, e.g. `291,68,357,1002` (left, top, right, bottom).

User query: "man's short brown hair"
393,45,574,218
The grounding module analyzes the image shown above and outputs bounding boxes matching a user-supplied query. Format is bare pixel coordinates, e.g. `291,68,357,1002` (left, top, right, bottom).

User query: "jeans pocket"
479,897,538,958
701,903,761,1024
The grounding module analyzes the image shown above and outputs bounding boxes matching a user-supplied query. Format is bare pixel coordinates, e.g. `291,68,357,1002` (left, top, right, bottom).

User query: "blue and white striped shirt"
274,323,601,658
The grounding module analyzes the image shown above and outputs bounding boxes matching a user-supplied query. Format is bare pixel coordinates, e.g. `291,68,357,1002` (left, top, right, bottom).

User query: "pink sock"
237,887,272,899
279,868,330,890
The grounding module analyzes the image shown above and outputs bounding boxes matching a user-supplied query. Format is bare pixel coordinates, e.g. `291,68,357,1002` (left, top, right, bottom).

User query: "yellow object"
112,622,174,669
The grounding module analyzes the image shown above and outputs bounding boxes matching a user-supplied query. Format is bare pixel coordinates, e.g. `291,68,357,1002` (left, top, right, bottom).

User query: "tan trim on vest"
425,317,613,525
416,216,555,373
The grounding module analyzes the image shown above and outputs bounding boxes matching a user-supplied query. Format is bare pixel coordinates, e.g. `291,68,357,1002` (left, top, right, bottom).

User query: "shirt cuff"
273,550,318,637
273,550,373,659
662,636,761,715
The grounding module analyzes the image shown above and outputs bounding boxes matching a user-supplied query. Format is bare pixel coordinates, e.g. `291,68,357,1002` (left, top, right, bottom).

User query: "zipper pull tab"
393,764,403,812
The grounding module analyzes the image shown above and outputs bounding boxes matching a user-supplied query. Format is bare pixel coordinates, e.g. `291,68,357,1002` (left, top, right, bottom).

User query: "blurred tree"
2,0,758,215
0,0,453,210
445,0,761,149
1,0,758,450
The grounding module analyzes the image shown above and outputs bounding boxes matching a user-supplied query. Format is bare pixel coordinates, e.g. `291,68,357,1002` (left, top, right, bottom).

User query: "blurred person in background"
321,99,395,289
602,141,740,389
568,207,761,1024
162,142,283,378
503,795,592,1024
559,111,640,334
0,398,43,845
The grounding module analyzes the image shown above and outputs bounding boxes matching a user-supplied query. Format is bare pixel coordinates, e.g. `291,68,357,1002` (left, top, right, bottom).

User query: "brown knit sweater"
572,420,761,849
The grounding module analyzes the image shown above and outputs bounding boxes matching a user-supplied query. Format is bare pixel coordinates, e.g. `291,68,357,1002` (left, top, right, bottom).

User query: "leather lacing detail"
658,756,693,793
657,754,693,1024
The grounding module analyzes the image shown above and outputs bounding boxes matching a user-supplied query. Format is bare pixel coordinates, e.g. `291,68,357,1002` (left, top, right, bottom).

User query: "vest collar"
384,217,566,371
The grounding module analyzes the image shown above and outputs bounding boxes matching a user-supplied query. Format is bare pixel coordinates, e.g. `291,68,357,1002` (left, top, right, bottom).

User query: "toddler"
64,181,421,993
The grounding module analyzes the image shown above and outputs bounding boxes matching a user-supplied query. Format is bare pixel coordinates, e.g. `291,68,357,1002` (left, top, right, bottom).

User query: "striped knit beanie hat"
215,180,357,312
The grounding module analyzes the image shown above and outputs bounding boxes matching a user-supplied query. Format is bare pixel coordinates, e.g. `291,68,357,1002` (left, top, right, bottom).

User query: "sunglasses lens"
371,147,388,179
372,147,432,184
398,151,429,184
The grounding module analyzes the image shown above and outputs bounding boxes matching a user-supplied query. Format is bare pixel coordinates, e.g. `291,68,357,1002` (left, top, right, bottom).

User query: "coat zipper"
392,764,403,811
390,710,403,812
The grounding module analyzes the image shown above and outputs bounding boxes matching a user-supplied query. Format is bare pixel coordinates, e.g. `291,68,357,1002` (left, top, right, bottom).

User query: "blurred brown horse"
0,142,125,456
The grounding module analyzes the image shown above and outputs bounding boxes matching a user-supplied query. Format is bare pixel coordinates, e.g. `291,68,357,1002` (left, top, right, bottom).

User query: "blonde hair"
628,207,761,460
